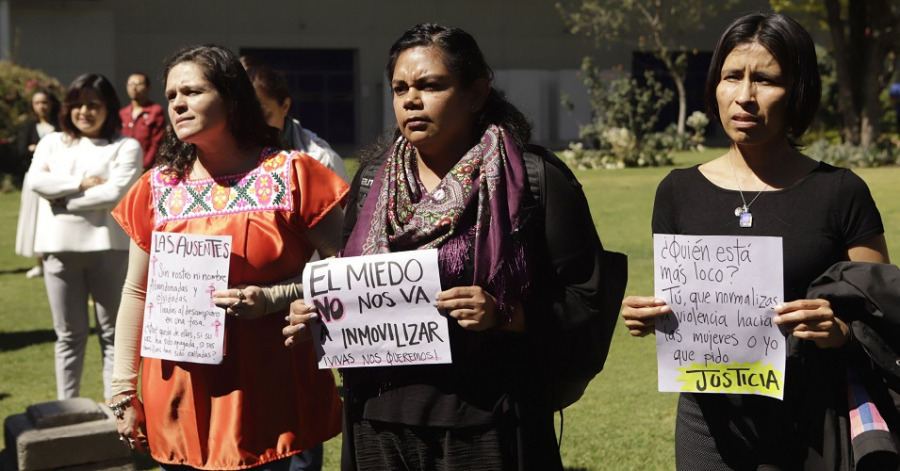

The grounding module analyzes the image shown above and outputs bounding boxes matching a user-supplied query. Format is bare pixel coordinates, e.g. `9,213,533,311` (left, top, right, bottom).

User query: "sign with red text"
141,231,231,364
302,249,451,369
654,234,786,399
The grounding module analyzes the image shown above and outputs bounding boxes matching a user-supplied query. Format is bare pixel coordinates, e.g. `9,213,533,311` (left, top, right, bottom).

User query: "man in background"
120,73,165,170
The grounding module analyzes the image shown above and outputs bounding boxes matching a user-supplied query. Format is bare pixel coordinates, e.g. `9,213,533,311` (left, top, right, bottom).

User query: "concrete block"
26,398,106,429
3,399,133,471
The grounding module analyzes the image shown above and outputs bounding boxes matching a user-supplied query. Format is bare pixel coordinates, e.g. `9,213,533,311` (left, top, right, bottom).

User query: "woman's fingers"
282,300,318,346
436,286,497,331
621,296,670,337
774,299,848,348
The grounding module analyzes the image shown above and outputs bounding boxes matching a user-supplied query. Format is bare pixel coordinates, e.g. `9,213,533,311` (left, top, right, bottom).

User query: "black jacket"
807,261,900,471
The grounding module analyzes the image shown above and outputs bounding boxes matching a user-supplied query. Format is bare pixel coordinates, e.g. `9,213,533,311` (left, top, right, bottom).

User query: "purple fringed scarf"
343,125,528,323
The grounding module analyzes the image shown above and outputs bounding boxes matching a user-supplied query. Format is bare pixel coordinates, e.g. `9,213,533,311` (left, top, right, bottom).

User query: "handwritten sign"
654,234,786,399
141,231,231,364
302,249,451,369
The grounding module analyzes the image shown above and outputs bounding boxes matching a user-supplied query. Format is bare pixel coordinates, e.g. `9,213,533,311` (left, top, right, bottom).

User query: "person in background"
283,23,609,470
27,74,143,400
110,45,345,470
621,12,889,470
16,88,61,278
120,72,165,170
241,57,349,183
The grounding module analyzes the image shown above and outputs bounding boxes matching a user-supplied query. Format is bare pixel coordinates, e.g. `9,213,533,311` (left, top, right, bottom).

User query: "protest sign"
302,249,451,369
654,234,785,399
141,231,231,364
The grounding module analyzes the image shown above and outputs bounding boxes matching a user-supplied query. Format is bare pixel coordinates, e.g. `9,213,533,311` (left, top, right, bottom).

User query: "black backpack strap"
356,163,379,216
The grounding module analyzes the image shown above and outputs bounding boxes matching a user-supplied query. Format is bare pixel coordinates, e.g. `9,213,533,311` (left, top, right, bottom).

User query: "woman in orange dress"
109,45,346,470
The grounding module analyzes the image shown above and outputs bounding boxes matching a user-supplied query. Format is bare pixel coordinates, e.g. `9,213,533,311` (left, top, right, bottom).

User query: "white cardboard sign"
654,234,786,399
140,231,231,364
302,249,452,369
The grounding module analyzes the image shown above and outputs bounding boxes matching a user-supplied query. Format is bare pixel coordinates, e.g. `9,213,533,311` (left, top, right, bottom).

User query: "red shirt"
119,102,165,169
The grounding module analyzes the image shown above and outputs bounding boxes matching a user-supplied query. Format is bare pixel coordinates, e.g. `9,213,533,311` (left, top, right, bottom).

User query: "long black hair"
358,23,532,167
705,12,820,148
156,45,279,178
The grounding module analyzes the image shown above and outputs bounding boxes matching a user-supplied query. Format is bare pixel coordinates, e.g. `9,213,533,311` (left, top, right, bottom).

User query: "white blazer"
29,132,143,253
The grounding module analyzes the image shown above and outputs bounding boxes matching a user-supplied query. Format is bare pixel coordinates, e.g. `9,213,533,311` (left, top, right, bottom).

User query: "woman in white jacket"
28,73,142,400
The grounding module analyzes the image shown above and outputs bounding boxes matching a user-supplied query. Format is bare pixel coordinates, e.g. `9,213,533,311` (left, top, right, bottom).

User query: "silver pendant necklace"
728,155,768,228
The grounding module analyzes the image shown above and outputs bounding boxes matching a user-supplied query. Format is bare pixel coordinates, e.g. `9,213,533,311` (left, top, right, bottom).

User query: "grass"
2,148,899,470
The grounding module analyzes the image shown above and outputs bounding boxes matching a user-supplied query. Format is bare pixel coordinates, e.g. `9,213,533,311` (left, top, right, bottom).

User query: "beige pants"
43,250,128,400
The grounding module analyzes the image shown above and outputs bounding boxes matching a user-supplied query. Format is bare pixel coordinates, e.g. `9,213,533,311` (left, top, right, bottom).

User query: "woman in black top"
15,88,61,278
283,23,609,470
622,12,889,470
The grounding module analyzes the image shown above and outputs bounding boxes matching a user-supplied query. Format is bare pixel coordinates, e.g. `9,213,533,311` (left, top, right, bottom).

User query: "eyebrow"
392,74,446,85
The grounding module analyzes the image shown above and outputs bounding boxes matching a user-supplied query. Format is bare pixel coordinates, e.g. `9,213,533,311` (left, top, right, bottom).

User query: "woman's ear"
469,78,491,113
280,97,292,116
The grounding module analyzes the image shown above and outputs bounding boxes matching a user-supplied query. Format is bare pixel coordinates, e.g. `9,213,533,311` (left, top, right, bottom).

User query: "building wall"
8,0,769,150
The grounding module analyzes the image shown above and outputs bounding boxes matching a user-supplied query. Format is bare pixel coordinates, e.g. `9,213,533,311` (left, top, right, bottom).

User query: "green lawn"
1,149,898,470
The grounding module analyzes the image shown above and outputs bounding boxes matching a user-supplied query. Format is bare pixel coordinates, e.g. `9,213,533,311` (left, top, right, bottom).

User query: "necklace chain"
728,154,768,212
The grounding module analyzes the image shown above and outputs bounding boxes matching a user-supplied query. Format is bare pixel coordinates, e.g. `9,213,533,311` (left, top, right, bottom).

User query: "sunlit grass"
2,147,898,469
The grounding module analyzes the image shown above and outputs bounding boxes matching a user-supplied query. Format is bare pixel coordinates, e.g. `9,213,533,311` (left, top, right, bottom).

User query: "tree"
556,0,738,135
772,0,900,146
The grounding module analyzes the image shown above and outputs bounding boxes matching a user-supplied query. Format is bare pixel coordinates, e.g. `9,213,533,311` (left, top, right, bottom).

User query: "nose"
403,88,422,109
735,78,755,105
170,94,187,112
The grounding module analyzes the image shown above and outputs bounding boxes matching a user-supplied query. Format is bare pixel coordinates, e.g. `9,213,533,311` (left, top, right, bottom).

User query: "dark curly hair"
705,12,821,149
157,45,279,178
59,74,121,141
358,23,532,168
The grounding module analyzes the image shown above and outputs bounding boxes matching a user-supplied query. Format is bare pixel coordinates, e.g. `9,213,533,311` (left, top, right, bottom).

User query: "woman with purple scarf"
284,23,605,470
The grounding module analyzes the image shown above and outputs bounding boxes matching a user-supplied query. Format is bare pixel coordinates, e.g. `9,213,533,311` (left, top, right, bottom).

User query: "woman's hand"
621,296,670,337
78,176,104,191
436,286,501,331
112,394,148,453
213,286,266,320
283,300,319,347
774,299,849,349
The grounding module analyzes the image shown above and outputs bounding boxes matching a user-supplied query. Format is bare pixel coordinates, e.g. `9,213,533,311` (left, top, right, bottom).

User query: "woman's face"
165,61,229,146
716,42,789,148
69,90,107,138
255,86,290,132
391,46,479,161
32,93,53,121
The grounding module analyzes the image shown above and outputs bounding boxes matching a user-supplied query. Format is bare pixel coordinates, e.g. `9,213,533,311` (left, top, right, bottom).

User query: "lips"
731,113,758,129
404,116,429,129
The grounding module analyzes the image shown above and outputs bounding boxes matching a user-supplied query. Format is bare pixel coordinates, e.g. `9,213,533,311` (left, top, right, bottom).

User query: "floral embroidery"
151,148,294,227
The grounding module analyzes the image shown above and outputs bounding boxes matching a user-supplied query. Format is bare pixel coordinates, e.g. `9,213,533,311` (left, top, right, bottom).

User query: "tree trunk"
859,0,893,146
673,71,687,135
825,0,861,145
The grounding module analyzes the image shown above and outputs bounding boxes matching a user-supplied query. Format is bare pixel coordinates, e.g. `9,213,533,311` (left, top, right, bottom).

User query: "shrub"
562,57,706,168
805,136,900,168
0,61,64,189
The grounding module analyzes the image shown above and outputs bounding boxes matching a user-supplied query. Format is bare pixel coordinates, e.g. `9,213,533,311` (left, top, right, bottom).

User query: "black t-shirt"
652,162,883,303
653,163,884,468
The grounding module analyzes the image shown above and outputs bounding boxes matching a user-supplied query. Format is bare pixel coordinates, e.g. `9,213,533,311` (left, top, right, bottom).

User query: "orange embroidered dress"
112,148,346,469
